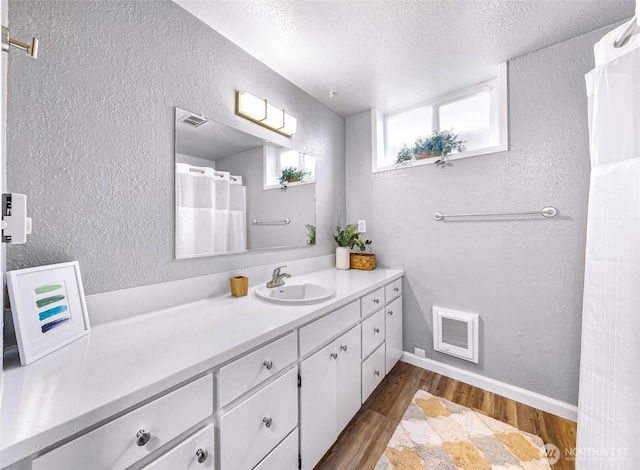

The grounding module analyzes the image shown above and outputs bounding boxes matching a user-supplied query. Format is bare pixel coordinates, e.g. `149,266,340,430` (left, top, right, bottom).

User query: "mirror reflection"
175,107,316,258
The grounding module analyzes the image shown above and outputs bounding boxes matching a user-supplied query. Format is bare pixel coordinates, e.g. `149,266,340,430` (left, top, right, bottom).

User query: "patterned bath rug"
375,390,551,470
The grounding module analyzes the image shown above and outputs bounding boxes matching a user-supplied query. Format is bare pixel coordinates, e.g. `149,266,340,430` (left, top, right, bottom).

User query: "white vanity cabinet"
1,269,404,470
32,375,214,470
299,324,361,470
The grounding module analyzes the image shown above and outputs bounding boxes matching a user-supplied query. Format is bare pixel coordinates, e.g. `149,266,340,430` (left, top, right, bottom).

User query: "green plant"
279,166,310,190
305,224,316,245
333,219,360,248
353,237,373,253
395,129,466,167
333,219,373,251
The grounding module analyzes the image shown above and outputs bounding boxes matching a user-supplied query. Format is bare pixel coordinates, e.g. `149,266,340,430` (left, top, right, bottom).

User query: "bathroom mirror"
175,107,316,258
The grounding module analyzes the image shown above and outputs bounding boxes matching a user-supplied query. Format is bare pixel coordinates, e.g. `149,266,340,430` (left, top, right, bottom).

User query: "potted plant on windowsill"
279,166,310,190
395,129,466,167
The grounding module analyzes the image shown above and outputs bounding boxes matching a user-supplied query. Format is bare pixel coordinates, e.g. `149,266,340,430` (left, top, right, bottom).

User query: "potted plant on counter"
279,166,310,190
395,129,466,167
333,219,360,270
333,219,376,270
350,236,375,270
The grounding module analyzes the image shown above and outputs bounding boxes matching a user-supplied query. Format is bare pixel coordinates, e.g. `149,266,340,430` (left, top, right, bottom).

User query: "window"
264,145,315,189
374,63,508,172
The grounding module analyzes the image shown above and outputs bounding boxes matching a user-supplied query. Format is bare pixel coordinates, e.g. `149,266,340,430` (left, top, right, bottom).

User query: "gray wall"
6,0,345,295
346,28,610,405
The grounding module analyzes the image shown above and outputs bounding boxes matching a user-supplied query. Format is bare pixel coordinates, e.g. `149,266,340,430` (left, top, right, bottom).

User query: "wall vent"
433,306,479,363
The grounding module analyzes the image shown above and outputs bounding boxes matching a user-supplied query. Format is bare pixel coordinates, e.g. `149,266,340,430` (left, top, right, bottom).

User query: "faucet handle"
273,265,287,277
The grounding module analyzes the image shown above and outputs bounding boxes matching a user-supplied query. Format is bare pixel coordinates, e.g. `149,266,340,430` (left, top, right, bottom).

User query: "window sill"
373,144,508,174
264,180,316,190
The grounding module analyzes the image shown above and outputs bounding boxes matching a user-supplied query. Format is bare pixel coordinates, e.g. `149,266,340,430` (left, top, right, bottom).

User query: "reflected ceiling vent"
178,113,208,127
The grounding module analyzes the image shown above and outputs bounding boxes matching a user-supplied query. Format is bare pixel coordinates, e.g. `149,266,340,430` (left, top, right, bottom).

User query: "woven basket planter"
350,253,376,271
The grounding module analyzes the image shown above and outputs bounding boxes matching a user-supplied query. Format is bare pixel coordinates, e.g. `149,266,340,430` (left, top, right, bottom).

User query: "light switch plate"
358,220,366,232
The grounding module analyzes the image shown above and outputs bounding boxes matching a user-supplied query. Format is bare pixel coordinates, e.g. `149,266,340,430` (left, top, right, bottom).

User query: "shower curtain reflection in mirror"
176,163,247,257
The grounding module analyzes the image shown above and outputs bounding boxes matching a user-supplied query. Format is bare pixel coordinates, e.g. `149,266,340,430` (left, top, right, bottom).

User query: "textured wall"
6,0,345,295
346,27,612,405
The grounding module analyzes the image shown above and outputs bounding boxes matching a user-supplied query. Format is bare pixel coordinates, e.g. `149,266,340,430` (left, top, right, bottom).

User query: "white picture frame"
7,261,91,366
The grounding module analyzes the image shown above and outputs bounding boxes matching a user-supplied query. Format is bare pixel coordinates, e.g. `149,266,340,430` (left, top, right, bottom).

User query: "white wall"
5,0,345,295
346,26,613,406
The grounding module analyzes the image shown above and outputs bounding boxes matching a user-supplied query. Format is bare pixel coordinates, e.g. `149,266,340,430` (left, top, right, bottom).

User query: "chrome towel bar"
251,218,291,225
433,206,557,221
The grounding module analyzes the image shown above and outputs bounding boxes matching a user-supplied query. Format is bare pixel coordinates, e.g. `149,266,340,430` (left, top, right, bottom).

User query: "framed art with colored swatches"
7,261,91,366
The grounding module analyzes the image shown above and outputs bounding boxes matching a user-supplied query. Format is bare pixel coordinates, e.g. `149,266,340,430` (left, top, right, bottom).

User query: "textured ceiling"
174,0,634,117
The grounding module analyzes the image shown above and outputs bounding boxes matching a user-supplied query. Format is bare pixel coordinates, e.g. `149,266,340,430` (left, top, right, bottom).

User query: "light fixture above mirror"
235,91,298,137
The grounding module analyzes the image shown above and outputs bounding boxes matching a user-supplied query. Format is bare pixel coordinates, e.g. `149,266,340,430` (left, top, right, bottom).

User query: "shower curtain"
175,163,247,257
577,14,640,469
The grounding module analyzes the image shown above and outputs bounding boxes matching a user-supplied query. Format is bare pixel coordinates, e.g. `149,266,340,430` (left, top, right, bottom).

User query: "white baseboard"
401,352,577,422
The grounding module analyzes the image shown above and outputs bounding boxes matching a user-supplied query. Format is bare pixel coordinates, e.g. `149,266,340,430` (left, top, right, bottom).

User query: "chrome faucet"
266,265,291,288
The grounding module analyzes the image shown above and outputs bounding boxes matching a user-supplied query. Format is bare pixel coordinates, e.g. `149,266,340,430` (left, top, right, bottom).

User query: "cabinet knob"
374,327,380,333
340,345,348,352
196,448,209,463
330,352,338,359
373,298,380,304
388,310,394,316
375,370,380,376
263,360,273,370
136,429,151,446
263,417,273,428
394,287,400,292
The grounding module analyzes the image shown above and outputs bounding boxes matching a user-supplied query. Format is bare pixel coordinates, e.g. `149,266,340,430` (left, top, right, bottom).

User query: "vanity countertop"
0,267,403,468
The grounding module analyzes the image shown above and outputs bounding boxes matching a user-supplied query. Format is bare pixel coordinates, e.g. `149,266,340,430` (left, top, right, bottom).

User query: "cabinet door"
299,342,337,470
385,296,403,374
336,325,361,433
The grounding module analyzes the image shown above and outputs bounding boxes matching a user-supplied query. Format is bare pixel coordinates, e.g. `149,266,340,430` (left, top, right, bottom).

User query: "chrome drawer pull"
388,310,394,315
263,360,273,370
330,352,338,359
373,298,380,304
375,370,380,376
136,429,151,446
340,345,348,352
394,287,400,292
196,448,209,463
263,417,273,428
374,327,380,333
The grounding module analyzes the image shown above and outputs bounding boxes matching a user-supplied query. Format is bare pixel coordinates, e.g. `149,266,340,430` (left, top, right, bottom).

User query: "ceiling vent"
178,113,208,127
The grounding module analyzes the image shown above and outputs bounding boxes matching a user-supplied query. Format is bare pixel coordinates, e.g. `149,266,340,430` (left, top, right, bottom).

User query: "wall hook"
2,26,38,59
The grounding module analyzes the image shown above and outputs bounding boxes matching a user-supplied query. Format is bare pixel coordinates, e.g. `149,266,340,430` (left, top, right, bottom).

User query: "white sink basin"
254,281,336,305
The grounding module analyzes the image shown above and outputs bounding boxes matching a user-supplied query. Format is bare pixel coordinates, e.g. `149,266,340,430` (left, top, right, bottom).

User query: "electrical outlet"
358,220,366,232
414,346,426,358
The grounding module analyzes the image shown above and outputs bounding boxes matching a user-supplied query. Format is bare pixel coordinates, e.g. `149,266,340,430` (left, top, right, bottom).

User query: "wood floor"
316,361,577,470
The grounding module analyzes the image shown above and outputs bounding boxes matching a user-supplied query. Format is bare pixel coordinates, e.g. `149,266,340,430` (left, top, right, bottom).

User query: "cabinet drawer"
220,368,298,470
220,331,297,407
254,429,299,470
361,309,385,359
33,375,214,470
385,278,402,302
361,287,384,317
141,424,214,470
362,343,385,403
299,300,359,357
